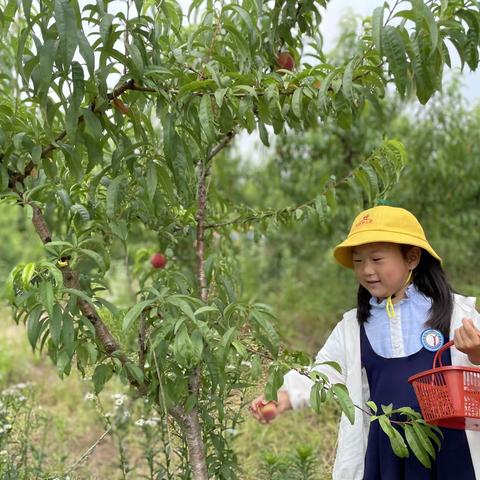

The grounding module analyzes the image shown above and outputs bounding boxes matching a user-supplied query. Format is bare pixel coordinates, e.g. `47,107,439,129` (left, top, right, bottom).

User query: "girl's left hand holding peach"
454,318,480,365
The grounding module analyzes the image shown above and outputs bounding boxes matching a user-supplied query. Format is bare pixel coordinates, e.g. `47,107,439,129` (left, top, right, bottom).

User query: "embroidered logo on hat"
356,214,373,227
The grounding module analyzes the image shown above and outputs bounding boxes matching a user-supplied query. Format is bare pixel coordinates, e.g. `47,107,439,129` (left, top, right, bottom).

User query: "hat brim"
333,230,442,269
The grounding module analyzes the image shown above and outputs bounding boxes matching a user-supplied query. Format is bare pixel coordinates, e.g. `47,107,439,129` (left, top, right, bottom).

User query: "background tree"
1,0,480,477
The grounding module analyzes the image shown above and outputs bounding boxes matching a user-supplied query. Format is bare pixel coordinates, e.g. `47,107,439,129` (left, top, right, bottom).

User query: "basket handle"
433,339,454,368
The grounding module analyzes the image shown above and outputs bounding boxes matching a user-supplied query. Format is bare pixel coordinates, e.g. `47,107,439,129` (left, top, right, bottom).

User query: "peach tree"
1,0,479,477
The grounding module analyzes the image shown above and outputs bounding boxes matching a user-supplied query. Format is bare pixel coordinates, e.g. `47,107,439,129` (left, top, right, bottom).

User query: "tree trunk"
184,408,209,480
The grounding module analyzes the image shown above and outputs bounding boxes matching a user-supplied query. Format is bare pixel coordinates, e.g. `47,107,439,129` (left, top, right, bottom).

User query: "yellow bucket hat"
333,206,441,269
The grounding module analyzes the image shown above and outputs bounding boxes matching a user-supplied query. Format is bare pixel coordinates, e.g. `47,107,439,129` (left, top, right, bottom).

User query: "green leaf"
22,0,32,22
465,28,479,71
83,109,103,139
325,187,337,213
56,350,71,375
265,366,284,402
21,262,36,288
126,42,144,78
191,329,204,362
194,305,219,316
379,415,409,458
40,281,55,317
134,0,143,14
418,2,439,53
0,163,9,192
54,0,78,70
78,30,94,78
372,6,384,55
332,383,355,424
199,94,216,142
381,403,394,415
317,69,337,111
92,364,114,394
315,360,342,373
354,168,372,202
178,77,214,94
214,87,228,108
218,326,237,366
185,394,197,413
232,85,257,98
36,39,58,96
99,14,114,46
162,115,190,200
258,120,269,147
106,175,126,218
70,204,90,221
27,305,43,350
265,84,283,127
342,59,356,102
61,313,75,356
366,400,378,413
250,308,280,357
49,303,63,346
125,363,144,384
362,164,379,200
80,248,106,271
167,295,195,321
224,4,257,43
310,382,323,414
404,424,431,468
412,421,436,458
173,324,194,367
382,26,408,97
407,37,435,105
424,424,443,451
123,299,155,331
231,339,248,358
63,288,96,308
146,161,157,201
315,195,328,221
291,87,303,119
66,61,85,140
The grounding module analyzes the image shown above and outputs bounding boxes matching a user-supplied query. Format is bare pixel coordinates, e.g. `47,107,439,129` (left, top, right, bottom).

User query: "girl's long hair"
356,246,453,336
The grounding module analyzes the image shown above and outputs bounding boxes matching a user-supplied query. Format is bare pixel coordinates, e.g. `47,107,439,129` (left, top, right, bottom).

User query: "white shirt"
279,294,480,480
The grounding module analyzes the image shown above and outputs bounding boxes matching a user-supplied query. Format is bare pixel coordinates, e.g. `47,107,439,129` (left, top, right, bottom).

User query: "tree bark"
182,136,235,479
177,157,211,480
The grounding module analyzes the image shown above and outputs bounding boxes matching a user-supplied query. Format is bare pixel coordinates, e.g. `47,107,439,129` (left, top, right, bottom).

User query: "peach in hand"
258,400,278,422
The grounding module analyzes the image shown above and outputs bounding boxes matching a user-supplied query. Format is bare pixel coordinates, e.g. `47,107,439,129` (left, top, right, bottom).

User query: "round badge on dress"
420,329,444,352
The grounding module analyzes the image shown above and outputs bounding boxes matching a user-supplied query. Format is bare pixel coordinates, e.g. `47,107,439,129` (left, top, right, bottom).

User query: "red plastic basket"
408,340,480,430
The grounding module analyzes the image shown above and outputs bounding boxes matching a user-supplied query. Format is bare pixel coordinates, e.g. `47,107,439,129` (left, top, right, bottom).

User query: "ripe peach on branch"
276,51,295,71
150,252,167,269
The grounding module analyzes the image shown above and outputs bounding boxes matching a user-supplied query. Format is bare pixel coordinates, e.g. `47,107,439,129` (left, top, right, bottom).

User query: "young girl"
250,205,480,479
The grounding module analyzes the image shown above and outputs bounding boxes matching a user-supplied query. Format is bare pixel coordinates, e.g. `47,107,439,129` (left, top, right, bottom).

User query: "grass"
235,396,339,479
0,304,340,479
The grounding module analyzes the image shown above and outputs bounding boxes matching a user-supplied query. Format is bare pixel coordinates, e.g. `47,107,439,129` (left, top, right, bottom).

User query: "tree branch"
203,169,354,230
207,131,236,161
195,158,209,304
31,205,146,393
138,312,148,373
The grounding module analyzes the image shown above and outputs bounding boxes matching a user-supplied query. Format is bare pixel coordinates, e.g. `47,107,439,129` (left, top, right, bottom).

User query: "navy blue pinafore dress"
361,324,476,479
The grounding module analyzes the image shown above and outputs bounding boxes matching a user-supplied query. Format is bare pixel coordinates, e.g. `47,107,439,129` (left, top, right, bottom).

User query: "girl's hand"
249,391,292,424
454,318,480,365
